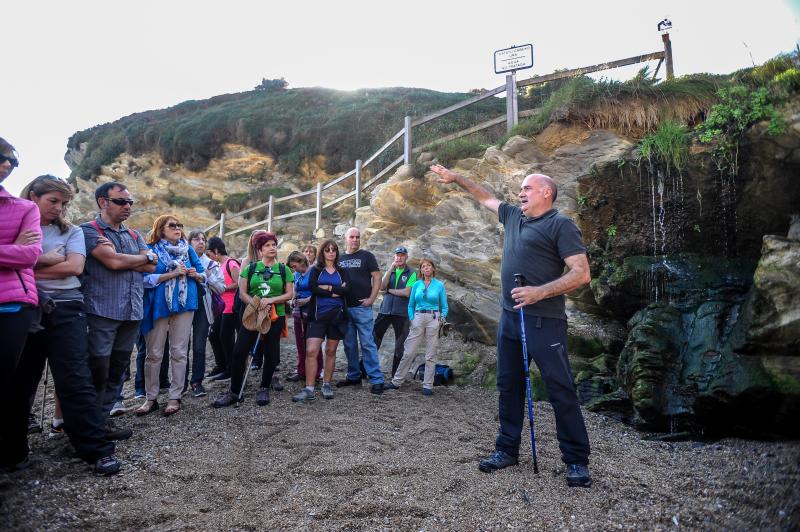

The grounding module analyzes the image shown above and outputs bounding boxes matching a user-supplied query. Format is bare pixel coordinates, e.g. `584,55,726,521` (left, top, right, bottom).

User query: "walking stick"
40,359,50,431
514,273,539,474
236,334,261,404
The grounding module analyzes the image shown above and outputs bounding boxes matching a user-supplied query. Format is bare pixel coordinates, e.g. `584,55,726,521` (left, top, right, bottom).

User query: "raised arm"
430,164,500,214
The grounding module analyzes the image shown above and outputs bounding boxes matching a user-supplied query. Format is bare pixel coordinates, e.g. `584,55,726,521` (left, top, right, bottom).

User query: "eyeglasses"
167,222,184,229
103,197,134,206
0,154,19,168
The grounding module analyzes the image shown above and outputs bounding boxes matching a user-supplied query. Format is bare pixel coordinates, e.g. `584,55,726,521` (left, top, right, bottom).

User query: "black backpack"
413,363,453,386
232,261,287,316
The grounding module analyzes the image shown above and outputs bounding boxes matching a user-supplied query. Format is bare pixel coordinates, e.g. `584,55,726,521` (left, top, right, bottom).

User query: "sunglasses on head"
103,197,134,206
0,154,19,168
167,222,184,229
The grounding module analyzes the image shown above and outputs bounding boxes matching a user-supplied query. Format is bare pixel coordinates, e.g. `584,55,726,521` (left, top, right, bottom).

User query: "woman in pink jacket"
0,137,42,472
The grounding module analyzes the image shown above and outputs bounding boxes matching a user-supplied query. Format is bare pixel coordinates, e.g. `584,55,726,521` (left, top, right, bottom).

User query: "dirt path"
2,333,798,530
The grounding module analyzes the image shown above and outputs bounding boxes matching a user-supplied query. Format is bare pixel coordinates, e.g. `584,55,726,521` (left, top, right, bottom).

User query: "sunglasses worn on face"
324,247,337,252
0,154,19,168
167,222,184,229
104,197,134,206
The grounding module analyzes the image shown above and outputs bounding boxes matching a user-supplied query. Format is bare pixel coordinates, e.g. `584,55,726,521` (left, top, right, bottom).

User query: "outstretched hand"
430,164,460,184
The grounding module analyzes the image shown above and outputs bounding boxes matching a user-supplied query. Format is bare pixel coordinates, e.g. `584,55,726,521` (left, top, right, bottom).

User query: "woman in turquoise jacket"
386,258,448,396
135,215,204,417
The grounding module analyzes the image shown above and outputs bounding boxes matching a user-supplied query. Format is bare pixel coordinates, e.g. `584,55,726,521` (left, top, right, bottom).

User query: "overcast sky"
4,0,799,195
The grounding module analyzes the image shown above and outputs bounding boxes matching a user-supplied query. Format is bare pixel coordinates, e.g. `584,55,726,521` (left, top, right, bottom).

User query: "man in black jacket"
374,246,417,375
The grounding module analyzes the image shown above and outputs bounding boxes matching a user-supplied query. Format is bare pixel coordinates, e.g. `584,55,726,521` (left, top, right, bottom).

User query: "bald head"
525,174,558,204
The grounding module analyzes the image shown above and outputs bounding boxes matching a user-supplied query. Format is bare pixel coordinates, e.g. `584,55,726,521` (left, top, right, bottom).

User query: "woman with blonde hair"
135,215,204,417
386,257,448,396
7,174,121,475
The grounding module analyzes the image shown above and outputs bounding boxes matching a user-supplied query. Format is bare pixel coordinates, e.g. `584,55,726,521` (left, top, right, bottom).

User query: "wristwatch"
145,251,156,264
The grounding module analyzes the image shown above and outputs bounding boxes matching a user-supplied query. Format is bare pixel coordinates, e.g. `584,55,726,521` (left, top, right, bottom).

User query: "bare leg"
323,339,339,383
305,338,323,388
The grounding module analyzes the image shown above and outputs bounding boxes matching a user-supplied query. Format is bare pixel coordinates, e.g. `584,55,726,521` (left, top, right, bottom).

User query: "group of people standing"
1,132,594,488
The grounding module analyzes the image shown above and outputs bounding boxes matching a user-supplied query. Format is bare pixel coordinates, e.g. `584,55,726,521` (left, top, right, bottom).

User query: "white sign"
494,44,534,74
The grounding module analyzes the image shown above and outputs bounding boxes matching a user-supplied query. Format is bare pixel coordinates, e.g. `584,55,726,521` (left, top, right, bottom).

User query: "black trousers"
210,313,237,374
0,306,35,467
495,310,590,465
10,301,113,464
229,316,285,395
373,313,410,375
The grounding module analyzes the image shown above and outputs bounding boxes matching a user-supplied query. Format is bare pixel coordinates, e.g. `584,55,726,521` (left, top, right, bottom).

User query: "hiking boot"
335,378,362,388
27,414,42,434
292,388,316,403
256,388,270,406
94,455,122,477
206,368,225,379
321,383,334,400
104,421,132,441
422,388,434,396
384,382,400,391
212,392,241,408
565,464,592,488
286,372,302,382
370,383,385,395
110,401,128,417
271,376,283,391
478,450,518,473
191,383,207,398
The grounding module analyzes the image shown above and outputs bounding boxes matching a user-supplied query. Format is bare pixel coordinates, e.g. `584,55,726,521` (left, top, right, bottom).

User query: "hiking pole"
40,359,50,432
236,334,262,404
514,273,539,474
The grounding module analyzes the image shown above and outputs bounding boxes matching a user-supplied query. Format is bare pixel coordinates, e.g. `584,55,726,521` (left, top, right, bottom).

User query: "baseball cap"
394,246,408,254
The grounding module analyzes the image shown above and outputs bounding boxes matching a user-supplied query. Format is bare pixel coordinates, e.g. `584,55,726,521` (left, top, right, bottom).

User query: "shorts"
87,314,141,358
307,307,347,341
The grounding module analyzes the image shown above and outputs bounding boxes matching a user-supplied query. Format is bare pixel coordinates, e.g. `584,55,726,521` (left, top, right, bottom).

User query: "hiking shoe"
271,376,283,391
321,383,334,400
422,388,434,396
478,450,518,473
335,378,362,388
27,414,42,434
48,421,65,439
250,363,262,371
286,372,302,382
206,368,225,379
94,455,122,477
210,372,231,382
385,382,400,391
212,392,241,408
256,388,270,406
104,421,132,441
110,401,127,417
370,383,385,395
292,388,316,403
566,464,592,488
191,383,207,398
134,391,146,399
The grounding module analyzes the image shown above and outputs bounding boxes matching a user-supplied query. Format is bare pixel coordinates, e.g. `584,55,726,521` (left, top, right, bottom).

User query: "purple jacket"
0,187,41,306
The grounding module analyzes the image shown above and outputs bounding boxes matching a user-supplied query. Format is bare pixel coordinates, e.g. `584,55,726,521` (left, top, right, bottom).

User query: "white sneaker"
110,401,128,417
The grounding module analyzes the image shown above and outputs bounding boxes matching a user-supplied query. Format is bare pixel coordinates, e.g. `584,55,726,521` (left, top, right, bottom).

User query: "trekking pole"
514,273,539,474
236,334,261,404
40,359,50,431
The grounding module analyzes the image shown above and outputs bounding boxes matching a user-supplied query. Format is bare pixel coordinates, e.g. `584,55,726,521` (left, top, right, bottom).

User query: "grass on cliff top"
68,87,505,180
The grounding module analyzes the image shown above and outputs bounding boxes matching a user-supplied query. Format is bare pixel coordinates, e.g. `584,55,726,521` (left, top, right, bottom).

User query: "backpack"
233,261,287,317
90,220,139,243
413,363,453,386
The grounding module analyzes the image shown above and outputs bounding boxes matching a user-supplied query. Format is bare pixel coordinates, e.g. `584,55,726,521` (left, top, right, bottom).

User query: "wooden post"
219,213,226,238
662,33,674,80
315,182,322,231
267,195,273,233
355,159,362,210
403,116,412,165
506,72,518,132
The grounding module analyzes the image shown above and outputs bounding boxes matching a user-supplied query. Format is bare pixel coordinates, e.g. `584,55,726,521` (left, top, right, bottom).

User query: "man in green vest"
374,246,417,375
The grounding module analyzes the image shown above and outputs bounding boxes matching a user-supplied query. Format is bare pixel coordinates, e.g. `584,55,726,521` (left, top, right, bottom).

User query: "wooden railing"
205,42,670,239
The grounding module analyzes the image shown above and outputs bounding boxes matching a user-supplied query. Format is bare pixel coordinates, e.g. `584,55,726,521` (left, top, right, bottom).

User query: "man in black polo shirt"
431,164,593,488
374,246,416,375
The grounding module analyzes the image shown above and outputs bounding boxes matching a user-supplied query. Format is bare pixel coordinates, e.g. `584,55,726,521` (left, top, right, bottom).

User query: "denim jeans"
343,305,383,384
